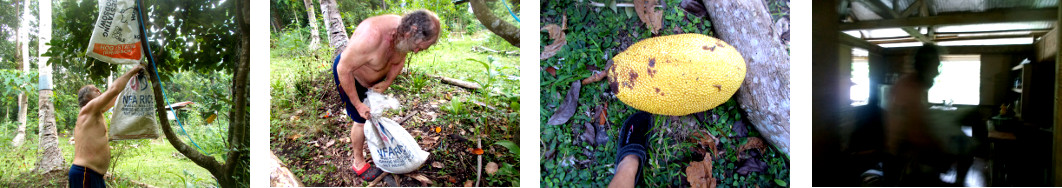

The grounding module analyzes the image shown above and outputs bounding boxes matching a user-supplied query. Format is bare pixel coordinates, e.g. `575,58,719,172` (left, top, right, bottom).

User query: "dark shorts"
333,54,370,124
69,164,106,188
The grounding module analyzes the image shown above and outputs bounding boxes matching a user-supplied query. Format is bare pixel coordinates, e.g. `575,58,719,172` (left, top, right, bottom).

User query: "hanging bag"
108,65,159,140
86,0,143,65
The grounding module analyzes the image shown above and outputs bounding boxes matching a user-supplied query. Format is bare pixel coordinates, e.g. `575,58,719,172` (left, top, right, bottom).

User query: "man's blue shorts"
332,54,370,124
69,164,106,188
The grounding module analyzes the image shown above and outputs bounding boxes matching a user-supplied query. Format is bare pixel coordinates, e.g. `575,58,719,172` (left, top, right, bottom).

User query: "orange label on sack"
92,41,141,60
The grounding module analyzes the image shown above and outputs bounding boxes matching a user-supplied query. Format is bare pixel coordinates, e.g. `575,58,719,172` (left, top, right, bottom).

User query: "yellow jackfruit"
607,34,746,116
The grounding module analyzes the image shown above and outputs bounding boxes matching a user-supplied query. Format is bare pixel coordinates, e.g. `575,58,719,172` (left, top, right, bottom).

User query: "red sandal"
353,162,384,181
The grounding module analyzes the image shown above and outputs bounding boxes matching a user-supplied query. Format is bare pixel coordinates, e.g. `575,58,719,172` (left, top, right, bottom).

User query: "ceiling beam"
841,8,1058,30
867,33,1041,44
882,44,1033,55
853,0,933,43
840,32,884,53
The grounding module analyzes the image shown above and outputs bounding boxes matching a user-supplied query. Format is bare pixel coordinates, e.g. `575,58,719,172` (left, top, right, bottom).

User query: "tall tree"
302,0,320,50
141,0,249,186
13,0,27,147
319,0,348,55
469,0,519,46
35,0,63,173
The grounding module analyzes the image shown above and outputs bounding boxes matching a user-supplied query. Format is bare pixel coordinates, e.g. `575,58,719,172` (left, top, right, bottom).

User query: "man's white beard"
395,39,414,53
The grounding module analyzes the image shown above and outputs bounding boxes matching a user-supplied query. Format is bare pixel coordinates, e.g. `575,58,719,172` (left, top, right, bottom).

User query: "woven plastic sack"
86,0,143,64
362,91,429,174
109,66,158,140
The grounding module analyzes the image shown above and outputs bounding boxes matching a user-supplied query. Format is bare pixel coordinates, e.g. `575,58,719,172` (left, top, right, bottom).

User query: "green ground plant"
270,20,520,185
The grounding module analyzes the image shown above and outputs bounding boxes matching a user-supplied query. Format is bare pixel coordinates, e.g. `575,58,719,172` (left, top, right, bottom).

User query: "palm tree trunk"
13,0,28,147
319,0,348,55
303,0,320,50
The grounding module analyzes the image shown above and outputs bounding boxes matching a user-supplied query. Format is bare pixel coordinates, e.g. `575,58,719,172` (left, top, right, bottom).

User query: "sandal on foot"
353,163,384,181
615,111,653,185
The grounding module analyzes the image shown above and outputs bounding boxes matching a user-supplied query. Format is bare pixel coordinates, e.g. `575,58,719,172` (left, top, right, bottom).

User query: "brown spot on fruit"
716,41,726,48
654,87,660,93
649,58,656,67
628,71,639,86
608,59,616,73
647,67,656,77
713,84,722,91
609,79,619,94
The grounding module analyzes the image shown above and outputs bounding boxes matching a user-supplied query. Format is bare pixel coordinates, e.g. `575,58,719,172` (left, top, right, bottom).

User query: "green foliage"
494,140,519,155
48,0,239,83
541,0,788,187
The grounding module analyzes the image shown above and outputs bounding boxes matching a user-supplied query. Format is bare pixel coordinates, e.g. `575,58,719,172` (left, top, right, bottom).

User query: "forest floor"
539,0,790,187
0,135,216,187
270,30,521,186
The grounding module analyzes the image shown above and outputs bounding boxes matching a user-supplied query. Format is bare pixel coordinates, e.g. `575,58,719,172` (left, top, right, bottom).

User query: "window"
927,55,981,105
850,48,869,106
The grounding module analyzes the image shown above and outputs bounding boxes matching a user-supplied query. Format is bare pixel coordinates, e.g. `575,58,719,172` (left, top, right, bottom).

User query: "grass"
270,27,521,186
0,135,216,187
540,0,790,187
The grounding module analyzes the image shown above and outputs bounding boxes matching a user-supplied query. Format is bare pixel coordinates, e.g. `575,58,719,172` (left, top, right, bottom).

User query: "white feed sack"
362,91,430,174
109,65,159,140
86,0,143,65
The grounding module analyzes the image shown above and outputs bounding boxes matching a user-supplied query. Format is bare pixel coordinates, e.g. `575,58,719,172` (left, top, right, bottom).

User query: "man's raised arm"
84,65,144,114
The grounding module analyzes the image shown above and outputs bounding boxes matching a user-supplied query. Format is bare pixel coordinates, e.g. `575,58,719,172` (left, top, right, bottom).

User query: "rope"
136,0,208,154
500,0,520,23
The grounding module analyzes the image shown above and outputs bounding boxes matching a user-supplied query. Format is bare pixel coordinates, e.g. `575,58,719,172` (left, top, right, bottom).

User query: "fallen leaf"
463,180,474,187
432,161,444,168
696,132,719,158
547,81,582,125
540,14,568,60
738,137,767,157
289,115,299,121
435,126,441,133
324,140,335,148
680,0,707,18
485,162,499,175
448,176,458,183
737,158,768,175
287,133,302,141
633,0,663,34
732,120,748,137
545,66,558,76
579,122,596,145
408,173,434,185
472,148,484,155
686,155,717,188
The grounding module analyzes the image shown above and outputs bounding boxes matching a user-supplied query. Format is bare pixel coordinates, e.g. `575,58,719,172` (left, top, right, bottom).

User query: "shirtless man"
332,10,440,181
70,65,144,188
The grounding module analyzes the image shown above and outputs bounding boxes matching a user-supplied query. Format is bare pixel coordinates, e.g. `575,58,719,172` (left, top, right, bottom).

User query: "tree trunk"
35,89,64,173
34,0,64,173
379,0,388,10
703,0,791,155
13,0,27,147
470,0,519,46
269,151,302,186
142,0,249,186
320,0,349,55
303,0,321,50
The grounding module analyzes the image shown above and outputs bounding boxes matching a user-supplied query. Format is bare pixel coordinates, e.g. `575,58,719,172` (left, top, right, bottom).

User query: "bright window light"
850,48,869,106
928,55,981,105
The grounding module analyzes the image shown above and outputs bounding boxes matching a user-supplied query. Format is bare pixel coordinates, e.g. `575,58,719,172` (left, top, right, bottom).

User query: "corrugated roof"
844,0,1056,47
